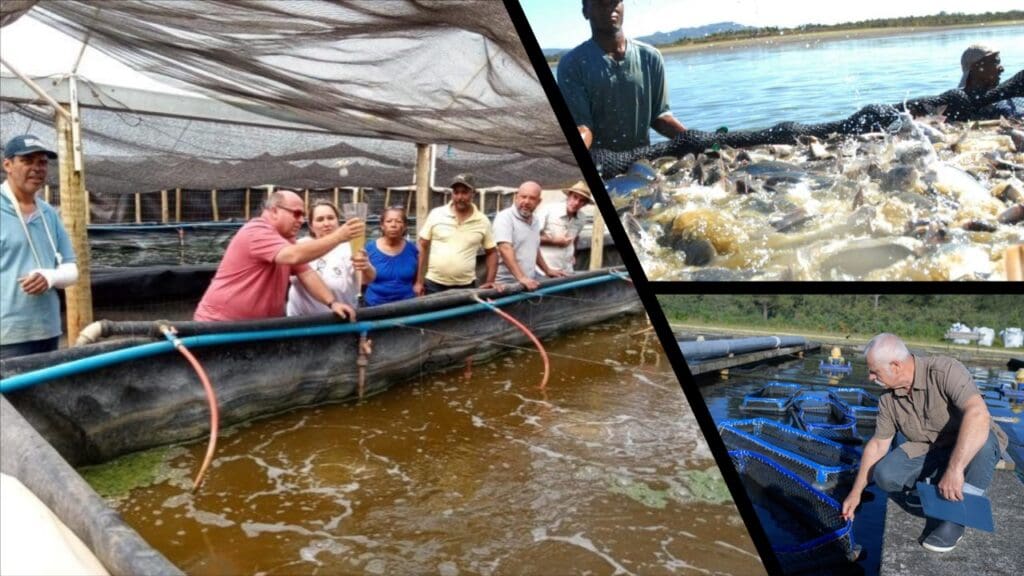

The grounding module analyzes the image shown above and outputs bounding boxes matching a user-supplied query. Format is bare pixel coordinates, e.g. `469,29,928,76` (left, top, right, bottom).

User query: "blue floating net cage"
740,381,805,413
719,418,859,488
829,388,879,421
792,393,858,442
729,450,859,574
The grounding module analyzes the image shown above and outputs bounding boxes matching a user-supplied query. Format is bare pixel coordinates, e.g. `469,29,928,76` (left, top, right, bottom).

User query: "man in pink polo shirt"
194,190,361,322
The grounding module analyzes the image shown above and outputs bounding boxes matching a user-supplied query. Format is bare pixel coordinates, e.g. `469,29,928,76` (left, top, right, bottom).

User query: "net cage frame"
791,393,859,442
728,449,858,574
739,381,805,413
829,388,879,421
719,418,860,488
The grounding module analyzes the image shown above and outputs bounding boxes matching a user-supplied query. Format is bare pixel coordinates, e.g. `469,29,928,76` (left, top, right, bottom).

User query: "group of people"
194,174,593,322
558,0,1019,156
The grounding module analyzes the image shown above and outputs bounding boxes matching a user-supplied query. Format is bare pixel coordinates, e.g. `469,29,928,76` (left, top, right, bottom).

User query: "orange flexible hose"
474,295,550,390
177,344,219,492
160,326,219,492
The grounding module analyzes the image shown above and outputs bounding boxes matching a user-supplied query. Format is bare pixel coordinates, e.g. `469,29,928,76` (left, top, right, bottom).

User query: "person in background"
0,135,78,359
538,180,593,275
364,206,418,306
842,333,1007,553
557,0,686,151
194,190,359,322
957,44,1020,119
287,199,375,316
415,174,497,295
492,181,566,291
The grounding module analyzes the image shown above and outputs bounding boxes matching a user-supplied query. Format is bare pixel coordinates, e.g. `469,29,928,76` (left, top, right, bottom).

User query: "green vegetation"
659,295,1024,344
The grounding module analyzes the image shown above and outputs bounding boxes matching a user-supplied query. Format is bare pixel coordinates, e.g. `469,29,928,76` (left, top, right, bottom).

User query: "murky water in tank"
91,316,762,575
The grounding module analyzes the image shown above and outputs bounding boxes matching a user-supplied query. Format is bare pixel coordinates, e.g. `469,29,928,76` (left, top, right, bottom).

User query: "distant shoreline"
546,21,1024,64
657,20,1024,55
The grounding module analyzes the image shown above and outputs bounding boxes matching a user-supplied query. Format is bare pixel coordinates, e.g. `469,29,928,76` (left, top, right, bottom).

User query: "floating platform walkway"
880,469,1023,576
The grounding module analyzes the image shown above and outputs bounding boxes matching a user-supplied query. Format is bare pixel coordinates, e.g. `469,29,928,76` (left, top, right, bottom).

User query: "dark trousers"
424,279,475,295
0,336,60,360
872,430,1002,494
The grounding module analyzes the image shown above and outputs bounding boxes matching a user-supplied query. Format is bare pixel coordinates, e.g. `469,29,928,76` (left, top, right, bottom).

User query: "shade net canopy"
1,0,579,200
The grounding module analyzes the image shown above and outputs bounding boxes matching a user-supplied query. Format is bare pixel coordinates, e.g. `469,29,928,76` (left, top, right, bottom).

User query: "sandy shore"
656,21,1024,56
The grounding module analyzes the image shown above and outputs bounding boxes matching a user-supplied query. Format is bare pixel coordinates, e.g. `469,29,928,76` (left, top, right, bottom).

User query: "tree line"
658,295,1024,344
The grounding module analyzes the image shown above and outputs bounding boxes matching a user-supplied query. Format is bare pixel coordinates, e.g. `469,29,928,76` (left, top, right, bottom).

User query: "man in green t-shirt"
557,0,686,152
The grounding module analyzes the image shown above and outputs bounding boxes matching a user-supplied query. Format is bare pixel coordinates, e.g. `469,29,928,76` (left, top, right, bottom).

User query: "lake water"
660,25,1024,136
81,315,764,575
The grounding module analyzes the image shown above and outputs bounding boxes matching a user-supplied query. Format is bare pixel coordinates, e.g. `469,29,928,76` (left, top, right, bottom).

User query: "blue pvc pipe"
0,273,621,394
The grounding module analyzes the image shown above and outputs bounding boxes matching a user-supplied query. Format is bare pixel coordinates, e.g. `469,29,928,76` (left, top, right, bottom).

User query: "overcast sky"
520,0,1023,48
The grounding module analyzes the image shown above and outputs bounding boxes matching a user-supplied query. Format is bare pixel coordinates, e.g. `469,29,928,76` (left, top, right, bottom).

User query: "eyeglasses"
275,205,305,219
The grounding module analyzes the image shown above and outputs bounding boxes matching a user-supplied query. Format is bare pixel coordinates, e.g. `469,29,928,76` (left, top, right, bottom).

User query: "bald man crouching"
841,333,1008,553
195,190,361,322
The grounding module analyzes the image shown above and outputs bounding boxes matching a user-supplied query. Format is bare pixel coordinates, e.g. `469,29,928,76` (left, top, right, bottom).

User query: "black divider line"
501,1,784,574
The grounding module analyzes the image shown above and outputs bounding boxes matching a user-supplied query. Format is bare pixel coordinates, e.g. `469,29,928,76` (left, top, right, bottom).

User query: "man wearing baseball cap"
1,134,78,359
537,180,594,275
415,173,497,295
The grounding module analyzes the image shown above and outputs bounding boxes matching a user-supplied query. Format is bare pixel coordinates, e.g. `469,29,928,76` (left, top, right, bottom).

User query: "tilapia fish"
613,115,1024,281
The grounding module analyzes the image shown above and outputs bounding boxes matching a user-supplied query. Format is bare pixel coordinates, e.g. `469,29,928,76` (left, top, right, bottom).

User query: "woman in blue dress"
364,207,418,306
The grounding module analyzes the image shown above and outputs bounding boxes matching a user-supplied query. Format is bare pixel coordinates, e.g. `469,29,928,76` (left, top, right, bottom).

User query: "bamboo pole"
589,207,605,270
55,111,92,344
134,192,142,223
244,188,251,220
211,189,219,222
414,144,434,234
333,187,339,207
160,189,169,223
384,188,391,209
175,187,182,222
85,190,91,225
303,189,309,216
43,185,50,204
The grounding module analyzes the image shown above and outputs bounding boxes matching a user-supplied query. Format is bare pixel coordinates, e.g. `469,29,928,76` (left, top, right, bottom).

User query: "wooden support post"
333,187,339,207
55,111,92,344
303,189,309,216
589,207,605,270
160,189,169,223
384,188,391,209
85,190,91,225
478,189,487,213
414,144,434,234
211,189,219,222
244,188,251,220
175,187,182,222
43,184,50,204
405,189,413,213
134,192,142,223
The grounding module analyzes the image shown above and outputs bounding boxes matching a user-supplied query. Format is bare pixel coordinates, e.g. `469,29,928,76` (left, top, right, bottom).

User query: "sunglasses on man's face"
276,205,305,219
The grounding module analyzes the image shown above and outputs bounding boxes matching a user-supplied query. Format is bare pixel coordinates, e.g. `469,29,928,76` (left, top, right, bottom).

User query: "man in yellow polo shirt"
414,174,497,295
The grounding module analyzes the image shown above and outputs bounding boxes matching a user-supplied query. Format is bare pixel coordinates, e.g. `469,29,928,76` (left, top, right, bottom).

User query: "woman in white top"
286,200,375,316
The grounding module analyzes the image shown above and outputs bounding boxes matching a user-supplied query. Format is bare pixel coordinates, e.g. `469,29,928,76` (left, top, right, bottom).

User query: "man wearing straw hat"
0,134,78,359
538,180,593,275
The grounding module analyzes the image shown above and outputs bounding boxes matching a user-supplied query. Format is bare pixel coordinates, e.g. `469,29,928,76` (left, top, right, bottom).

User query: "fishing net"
739,381,805,413
792,394,859,442
592,70,1024,178
830,389,879,421
729,450,857,575
719,419,859,488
